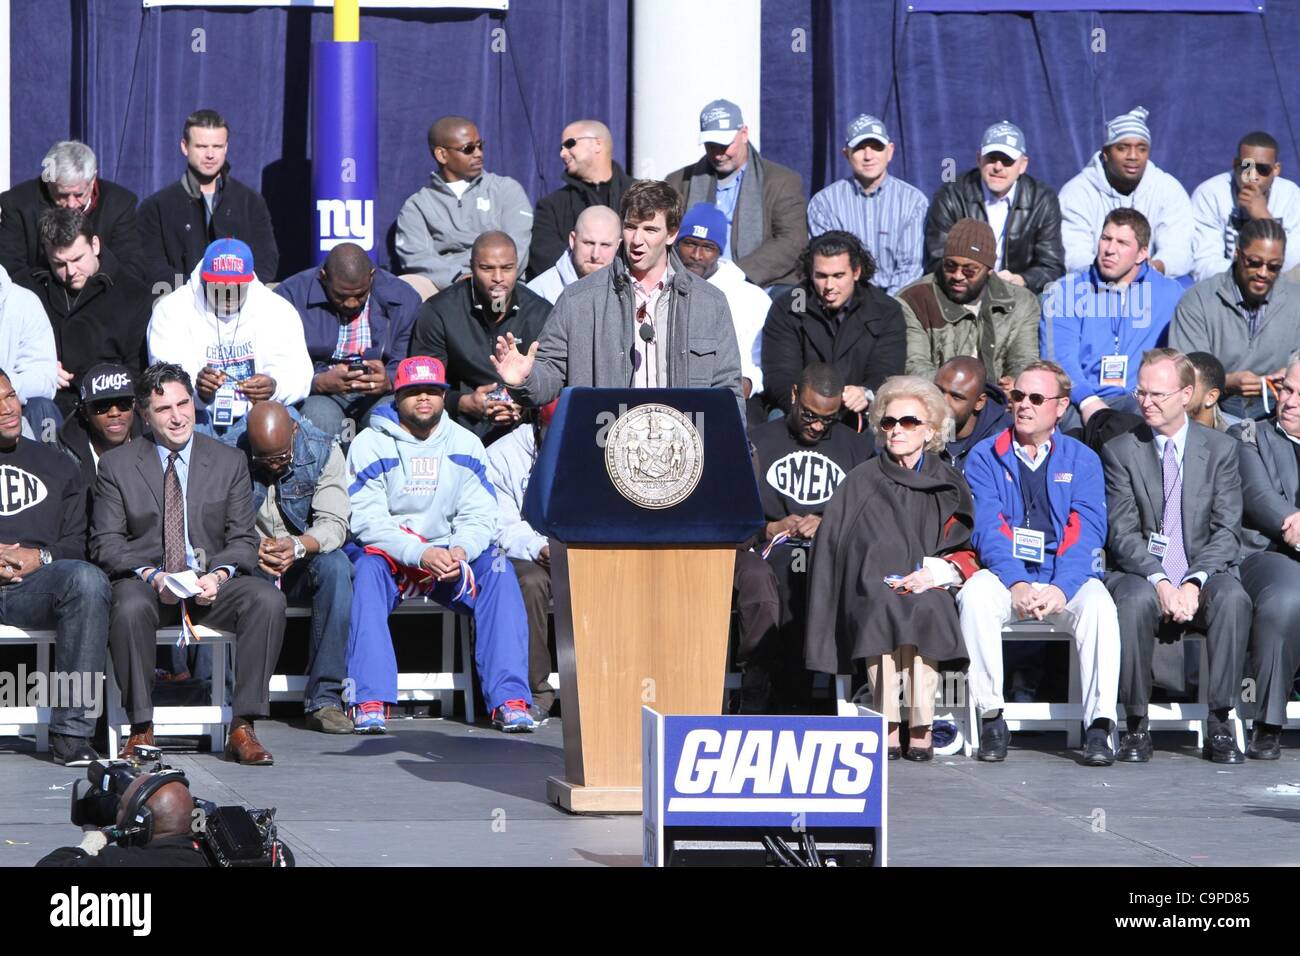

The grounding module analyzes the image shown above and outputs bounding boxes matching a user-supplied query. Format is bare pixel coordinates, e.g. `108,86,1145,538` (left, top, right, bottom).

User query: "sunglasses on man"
797,406,838,428
1238,253,1283,274
1241,159,1276,177
1009,389,1064,406
89,397,134,415
941,259,985,280
562,136,598,151
443,139,484,155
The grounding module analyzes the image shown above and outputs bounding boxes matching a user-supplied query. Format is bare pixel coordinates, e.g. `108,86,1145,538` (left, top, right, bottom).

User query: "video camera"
70,745,294,867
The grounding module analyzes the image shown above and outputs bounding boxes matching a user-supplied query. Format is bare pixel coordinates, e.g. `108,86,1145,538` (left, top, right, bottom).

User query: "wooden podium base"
546,776,642,814
547,543,735,815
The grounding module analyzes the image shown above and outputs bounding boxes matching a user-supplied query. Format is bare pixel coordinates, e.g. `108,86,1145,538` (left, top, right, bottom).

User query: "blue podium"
523,388,763,812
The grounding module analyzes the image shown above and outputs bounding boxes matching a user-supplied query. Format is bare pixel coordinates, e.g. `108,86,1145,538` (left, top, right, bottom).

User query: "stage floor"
3,718,1300,867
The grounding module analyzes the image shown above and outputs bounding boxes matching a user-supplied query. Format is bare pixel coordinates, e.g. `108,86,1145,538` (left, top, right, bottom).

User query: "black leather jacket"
924,169,1065,294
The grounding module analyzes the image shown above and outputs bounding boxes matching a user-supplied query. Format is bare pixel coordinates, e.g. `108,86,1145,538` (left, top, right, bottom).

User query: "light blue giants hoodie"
346,404,497,567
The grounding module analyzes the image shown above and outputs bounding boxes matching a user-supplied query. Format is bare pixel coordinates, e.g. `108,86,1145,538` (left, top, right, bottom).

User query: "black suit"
1101,420,1251,717
1231,418,1300,726
90,431,285,724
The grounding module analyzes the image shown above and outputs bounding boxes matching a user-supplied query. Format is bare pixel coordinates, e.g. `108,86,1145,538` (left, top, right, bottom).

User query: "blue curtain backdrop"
10,0,629,277
760,0,1300,209
12,1,1300,273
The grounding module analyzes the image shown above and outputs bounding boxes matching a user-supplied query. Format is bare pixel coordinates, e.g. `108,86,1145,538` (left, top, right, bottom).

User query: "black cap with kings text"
79,363,135,404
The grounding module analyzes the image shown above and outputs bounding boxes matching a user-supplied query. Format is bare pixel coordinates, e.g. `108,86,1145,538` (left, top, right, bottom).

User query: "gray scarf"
684,144,766,263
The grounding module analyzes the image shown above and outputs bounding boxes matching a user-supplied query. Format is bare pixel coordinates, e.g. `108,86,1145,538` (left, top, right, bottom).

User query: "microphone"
638,321,655,344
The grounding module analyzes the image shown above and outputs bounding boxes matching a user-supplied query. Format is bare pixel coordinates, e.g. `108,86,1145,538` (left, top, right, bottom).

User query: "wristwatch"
38,548,52,566
291,537,307,561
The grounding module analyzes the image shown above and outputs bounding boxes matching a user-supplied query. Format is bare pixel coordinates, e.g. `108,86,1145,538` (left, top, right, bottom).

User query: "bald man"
239,402,353,732
933,356,1009,474
36,771,208,867
528,119,634,279
526,204,621,303
275,242,421,440
409,231,552,445
395,115,533,288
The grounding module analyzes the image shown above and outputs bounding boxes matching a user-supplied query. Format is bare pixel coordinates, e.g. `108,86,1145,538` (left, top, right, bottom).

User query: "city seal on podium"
604,404,704,509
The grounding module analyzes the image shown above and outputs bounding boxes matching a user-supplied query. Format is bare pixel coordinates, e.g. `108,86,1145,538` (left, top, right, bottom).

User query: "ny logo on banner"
317,199,374,252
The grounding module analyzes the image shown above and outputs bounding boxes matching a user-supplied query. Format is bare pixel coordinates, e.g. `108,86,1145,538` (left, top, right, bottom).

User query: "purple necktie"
1160,439,1188,583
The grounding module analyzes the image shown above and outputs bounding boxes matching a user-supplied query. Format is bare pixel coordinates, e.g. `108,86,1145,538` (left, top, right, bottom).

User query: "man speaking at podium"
489,179,745,420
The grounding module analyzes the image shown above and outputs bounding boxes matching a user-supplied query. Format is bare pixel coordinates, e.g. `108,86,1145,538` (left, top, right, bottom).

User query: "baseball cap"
201,238,255,284
980,121,1027,162
698,99,744,146
846,114,890,148
677,203,729,250
393,356,449,392
80,363,135,404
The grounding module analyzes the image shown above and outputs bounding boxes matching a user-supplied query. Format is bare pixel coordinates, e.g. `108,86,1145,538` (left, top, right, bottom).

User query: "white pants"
957,569,1120,728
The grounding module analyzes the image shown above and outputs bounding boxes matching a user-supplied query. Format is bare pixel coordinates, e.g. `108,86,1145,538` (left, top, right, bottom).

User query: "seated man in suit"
91,362,287,763
1102,348,1252,764
1229,350,1300,759
961,359,1121,766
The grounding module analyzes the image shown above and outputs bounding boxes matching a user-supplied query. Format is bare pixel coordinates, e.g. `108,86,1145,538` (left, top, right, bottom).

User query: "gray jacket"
394,170,534,287
1230,417,1300,557
1101,420,1244,580
512,251,746,422
1169,269,1300,377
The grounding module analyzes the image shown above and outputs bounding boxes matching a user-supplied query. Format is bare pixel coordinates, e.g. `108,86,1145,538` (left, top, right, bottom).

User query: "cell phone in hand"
348,356,368,373
488,386,511,403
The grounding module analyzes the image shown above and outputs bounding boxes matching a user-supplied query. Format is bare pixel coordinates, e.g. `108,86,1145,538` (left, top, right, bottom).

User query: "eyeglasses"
251,449,293,468
89,398,134,415
1009,389,1064,406
443,139,484,156
1241,161,1276,177
1131,387,1183,404
797,406,838,428
879,415,925,431
941,259,985,279
562,136,598,151
1239,254,1283,274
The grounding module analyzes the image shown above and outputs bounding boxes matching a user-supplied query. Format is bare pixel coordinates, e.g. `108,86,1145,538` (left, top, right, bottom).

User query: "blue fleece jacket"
1040,261,1183,405
964,427,1107,600
345,404,497,566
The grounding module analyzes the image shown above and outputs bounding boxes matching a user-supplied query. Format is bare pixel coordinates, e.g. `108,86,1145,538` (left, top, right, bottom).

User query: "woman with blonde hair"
805,375,978,761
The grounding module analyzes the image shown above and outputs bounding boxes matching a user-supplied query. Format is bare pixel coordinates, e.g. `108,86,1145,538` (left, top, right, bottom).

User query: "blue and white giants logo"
652,714,885,829
317,199,374,253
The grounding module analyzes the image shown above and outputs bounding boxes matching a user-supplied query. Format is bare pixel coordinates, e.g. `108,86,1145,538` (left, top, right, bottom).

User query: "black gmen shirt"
0,437,88,559
749,419,875,521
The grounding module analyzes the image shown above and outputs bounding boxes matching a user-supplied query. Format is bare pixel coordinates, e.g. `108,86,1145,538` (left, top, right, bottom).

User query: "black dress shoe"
50,733,99,767
1203,729,1245,764
1083,726,1115,767
888,746,902,761
1116,730,1153,763
978,716,1008,762
1247,725,1282,761
903,745,933,762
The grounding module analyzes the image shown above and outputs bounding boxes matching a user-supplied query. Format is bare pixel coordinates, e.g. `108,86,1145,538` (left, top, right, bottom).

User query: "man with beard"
344,357,535,734
762,230,906,419
275,242,420,441
898,218,1039,392
674,203,772,415
527,205,622,303
137,109,279,289
747,362,875,712
933,356,1009,475
409,232,551,445
1170,218,1299,422
1041,208,1183,426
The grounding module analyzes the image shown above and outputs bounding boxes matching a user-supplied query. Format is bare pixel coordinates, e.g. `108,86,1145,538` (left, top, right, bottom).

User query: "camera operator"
36,771,208,868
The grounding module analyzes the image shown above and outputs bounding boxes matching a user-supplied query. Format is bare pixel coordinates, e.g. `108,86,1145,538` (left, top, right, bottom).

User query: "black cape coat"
805,452,976,674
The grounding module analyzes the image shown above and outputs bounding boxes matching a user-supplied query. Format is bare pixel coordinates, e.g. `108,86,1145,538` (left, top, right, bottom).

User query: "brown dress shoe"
224,724,274,765
118,727,155,759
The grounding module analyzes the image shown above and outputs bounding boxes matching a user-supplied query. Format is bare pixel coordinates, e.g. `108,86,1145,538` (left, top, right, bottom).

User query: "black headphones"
115,769,191,846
